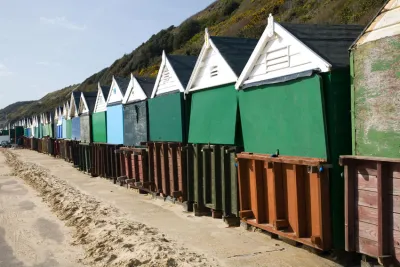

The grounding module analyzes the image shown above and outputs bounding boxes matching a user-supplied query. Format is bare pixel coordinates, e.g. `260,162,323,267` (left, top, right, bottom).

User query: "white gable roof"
106,76,124,105
186,29,237,93
151,51,185,98
122,73,148,104
235,14,331,90
79,92,89,114
94,83,107,113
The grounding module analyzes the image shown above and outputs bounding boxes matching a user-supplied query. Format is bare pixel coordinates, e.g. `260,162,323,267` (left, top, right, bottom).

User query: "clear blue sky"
0,0,214,109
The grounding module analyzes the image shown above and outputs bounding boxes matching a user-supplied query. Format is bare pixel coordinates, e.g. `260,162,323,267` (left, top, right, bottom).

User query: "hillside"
4,0,386,123
0,84,79,124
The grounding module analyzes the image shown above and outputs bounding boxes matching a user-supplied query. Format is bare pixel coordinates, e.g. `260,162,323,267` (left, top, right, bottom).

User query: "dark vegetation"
1,0,385,124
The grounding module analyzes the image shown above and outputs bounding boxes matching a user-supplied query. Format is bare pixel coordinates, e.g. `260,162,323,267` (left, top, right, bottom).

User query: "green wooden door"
92,112,107,143
238,75,327,158
148,92,186,143
189,84,239,145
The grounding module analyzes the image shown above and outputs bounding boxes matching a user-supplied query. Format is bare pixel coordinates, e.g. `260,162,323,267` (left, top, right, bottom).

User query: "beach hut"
92,83,110,143
340,1,400,264
145,52,196,200
79,91,97,143
184,29,258,221
234,14,363,250
122,74,155,146
106,76,130,144
148,51,197,143
69,91,81,141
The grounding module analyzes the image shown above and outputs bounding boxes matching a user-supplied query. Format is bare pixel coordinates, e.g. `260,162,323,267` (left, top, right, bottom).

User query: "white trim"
122,73,148,104
235,14,331,90
185,28,238,93
150,50,185,98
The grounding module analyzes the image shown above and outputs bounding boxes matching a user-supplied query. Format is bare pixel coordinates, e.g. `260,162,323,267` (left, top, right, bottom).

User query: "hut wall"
106,104,124,144
62,118,67,138
238,75,327,158
71,117,81,141
80,114,91,143
123,101,148,147
188,84,239,145
148,92,187,143
66,119,72,139
352,35,400,157
92,111,107,143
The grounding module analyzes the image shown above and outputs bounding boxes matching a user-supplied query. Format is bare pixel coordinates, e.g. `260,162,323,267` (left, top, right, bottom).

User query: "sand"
0,150,85,267
3,150,213,267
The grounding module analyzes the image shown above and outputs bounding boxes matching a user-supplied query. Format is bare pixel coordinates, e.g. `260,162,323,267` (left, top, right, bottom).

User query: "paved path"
11,149,343,267
0,150,84,267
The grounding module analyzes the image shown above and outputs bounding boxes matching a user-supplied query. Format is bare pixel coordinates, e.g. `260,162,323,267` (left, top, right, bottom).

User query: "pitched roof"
82,92,97,113
100,85,110,99
280,23,364,68
210,36,259,76
166,55,197,88
135,76,156,98
114,77,130,96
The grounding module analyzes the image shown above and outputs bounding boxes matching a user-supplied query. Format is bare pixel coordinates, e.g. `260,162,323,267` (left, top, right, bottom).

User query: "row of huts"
12,1,400,265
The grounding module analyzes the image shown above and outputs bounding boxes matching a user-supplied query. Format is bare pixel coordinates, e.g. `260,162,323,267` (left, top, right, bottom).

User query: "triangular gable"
122,74,148,104
69,93,79,118
151,51,185,98
94,83,107,113
54,107,59,120
79,93,89,114
106,76,124,105
235,14,331,90
186,29,238,93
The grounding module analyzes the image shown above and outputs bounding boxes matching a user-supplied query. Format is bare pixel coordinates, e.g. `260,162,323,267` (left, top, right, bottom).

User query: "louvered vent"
210,66,218,77
161,67,171,84
266,45,290,71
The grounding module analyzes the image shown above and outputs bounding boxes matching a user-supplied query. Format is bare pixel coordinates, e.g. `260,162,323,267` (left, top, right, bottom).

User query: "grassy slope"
3,0,385,123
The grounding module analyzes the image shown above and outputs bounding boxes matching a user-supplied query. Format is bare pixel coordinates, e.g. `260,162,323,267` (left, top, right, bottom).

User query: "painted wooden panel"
190,46,236,91
71,117,81,141
80,114,91,143
92,111,107,143
238,75,327,158
106,104,124,144
66,119,72,139
148,92,186,143
189,84,238,145
123,101,148,146
353,35,400,157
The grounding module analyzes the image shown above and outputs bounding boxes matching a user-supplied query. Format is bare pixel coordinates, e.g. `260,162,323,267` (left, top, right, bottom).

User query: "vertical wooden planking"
345,163,356,251
238,158,252,218
250,159,266,224
377,162,390,256
294,165,307,237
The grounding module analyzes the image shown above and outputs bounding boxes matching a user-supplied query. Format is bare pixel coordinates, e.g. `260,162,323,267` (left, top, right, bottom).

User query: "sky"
0,0,215,109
